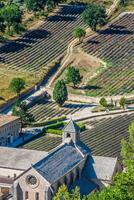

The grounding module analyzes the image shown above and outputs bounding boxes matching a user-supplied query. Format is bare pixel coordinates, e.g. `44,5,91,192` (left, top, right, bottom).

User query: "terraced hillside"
22,113,134,157
0,5,85,73
28,100,90,122
82,13,134,96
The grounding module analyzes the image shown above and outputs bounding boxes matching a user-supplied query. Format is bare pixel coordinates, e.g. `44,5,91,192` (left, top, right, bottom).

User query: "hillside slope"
82,13,134,96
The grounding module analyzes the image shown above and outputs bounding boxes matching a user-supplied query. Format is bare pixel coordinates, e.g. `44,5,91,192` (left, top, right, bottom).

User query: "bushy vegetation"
12,100,34,132
30,116,67,127
9,77,25,96
0,0,62,36
72,27,86,42
65,66,82,88
81,3,107,31
0,3,23,35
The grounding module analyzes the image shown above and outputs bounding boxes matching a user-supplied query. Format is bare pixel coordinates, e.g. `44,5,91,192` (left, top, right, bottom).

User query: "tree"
46,0,55,12
121,121,134,164
66,66,82,88
120,0,129,6
25,0,43,12
53,80,68,106
0,3,22,33
73,27,86,42
119,97,126,109
12,100,34,133
53,185,70,200
9,77,25,96
81,3,107,31
54,185,81,200
99,97,107,108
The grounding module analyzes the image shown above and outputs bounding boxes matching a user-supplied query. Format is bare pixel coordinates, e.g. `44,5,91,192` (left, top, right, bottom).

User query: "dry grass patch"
0,65,40,103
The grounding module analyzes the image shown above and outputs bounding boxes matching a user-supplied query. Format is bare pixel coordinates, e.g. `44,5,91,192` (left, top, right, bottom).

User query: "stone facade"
0,115,20,146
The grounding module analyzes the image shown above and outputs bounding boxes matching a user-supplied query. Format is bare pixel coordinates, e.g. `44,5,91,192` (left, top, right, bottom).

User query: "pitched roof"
0,147,47,170
0,115,19,127
33,143,87,184
63,119,80,133
84,156,118,181
69,176,97,196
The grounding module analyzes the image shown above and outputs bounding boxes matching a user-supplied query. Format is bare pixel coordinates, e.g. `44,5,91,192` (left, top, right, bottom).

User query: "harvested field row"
28,100,90,122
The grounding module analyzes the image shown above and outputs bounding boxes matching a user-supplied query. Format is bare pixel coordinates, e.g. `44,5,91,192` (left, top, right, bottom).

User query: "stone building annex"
0,120,120,200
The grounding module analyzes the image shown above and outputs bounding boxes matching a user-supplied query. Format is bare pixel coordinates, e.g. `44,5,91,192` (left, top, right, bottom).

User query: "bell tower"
62,119,80,144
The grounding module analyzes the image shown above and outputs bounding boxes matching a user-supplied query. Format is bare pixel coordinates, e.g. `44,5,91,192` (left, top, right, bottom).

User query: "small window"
66,133,71,138
35,192,39,200
25,191,29,200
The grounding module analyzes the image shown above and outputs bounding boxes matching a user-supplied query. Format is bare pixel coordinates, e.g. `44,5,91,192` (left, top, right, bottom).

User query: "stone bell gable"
62,119,80,144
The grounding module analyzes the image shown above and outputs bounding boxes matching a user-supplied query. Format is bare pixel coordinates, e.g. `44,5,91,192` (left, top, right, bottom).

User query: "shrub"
77,123,86,132
99,97,107,108
47,129,63,135
46,122,65,129
30,116,67,127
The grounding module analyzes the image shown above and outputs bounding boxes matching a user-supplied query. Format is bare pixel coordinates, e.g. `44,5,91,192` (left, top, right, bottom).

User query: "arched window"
76,168,80,180
70,172,74,184
64,176,68,185
25,191,28,200
35,192,39,200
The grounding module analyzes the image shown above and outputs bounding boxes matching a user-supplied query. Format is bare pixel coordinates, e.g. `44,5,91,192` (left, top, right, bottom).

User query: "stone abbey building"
0,120,120,200
0,115,20,146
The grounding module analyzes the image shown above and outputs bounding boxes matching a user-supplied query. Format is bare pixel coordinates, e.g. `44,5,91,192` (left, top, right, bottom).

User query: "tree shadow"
78,85,102,90
0,29,51,53
98,25,133,35
87,40,99,44
47,15,76,22
58,5,85,15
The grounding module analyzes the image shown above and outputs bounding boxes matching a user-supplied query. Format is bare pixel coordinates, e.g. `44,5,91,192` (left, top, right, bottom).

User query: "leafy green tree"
9,77,25,96
0,3,22,33
25,0,47,12
121,121,134,164
53,185,70,200
73,27,86,42
119,97,126,109
81,3,107,31
53,185,81,200
12,100,34,133
99,97,107,108
53,80,68,106
66,66,82,88
46,0,55,12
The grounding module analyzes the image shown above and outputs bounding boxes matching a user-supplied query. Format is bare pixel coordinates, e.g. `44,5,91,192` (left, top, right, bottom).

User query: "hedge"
77,123,86,132
46,121,65,129
29,116,67,127
47,129,63,135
